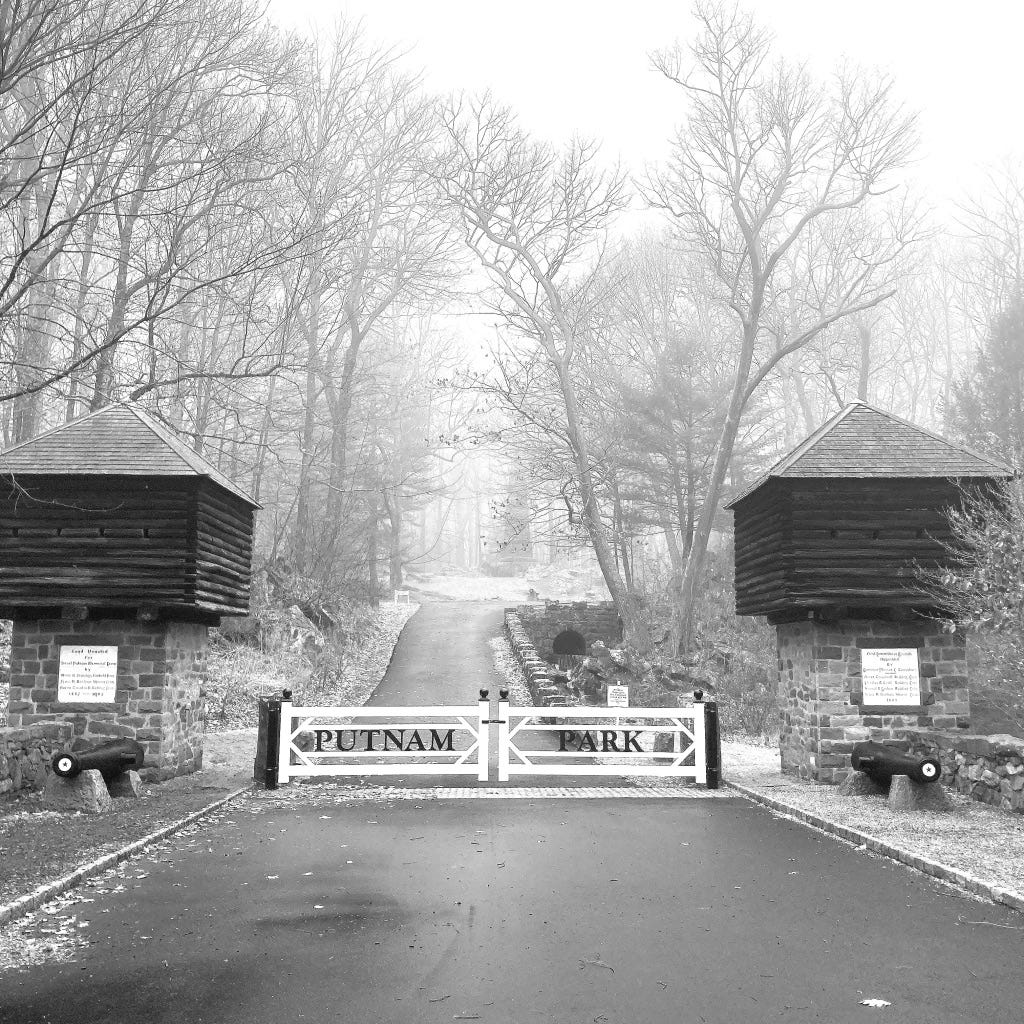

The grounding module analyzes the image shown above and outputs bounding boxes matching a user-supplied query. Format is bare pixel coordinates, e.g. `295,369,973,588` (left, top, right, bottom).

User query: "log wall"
733,478,986,617
0,475,252,617
194,481,253,615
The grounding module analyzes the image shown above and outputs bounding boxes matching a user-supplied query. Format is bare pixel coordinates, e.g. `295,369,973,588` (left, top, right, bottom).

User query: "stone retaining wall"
511,601,622,661
0,723,74,795
503,612,572,706
900,729,1024,814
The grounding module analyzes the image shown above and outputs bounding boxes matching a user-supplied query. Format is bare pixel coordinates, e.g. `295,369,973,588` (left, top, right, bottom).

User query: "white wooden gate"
276,696,489,783
494,698,709,783
259,692,719,788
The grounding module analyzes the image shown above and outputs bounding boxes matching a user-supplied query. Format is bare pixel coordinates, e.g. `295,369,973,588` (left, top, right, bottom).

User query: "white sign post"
57,645,119,703
861,648,921,706
607,685,629,708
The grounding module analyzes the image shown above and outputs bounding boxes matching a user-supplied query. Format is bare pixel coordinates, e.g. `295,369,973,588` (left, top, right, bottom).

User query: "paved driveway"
2,792,1022,1024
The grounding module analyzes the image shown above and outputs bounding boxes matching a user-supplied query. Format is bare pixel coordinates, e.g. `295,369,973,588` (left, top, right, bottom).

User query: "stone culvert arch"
509,601,623,662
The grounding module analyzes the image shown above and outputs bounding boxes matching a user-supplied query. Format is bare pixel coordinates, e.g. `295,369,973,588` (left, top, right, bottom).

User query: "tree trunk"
553,357,642,645
857,323,872,401
366,491,380,607
388,493,403,590
674,327,756,651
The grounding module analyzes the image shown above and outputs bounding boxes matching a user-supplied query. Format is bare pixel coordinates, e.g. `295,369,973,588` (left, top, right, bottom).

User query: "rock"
887,774,953,812
43,769,112,814
107,769,143,799
837,770,885,797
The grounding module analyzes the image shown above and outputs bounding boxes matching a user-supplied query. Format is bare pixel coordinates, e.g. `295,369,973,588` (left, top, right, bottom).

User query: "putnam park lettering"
312,728,455,753
558,729,644,753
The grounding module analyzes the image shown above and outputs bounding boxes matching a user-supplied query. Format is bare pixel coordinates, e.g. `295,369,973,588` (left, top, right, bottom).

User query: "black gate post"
703,700,722,790
254,694,281,789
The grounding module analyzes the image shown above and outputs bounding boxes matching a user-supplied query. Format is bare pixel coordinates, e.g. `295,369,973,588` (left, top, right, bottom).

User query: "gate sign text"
57,645,118,703
558,729,644,752
861,648,921,706
313,728,454,753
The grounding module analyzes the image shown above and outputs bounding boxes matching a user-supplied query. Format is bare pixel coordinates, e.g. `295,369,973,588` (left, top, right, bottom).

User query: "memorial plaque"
57,645,119,703
607,685,629,708
860,648,921,706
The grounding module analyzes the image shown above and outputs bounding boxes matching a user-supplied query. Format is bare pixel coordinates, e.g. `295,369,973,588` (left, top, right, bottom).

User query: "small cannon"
851,741,940,786
52,739,145,782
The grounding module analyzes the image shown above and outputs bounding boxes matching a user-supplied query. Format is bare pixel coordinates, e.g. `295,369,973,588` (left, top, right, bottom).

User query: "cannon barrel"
51,739,145,781
851,740,940,785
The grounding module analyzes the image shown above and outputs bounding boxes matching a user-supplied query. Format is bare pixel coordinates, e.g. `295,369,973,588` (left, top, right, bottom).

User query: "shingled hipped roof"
0,403,258,507
727,401,1014,508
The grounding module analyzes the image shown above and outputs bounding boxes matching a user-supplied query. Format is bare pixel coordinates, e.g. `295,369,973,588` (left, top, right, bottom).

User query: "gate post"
497,689,510,783
277,689,293,785
253,695,281,789
703,700,722,789
477,690,490,782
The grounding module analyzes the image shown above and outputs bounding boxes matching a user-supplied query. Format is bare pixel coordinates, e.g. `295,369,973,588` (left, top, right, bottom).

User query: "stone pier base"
776,617,970,784
5,614,208,780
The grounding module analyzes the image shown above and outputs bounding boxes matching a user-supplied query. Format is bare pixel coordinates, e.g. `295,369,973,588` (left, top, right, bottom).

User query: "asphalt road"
5,600,1022,1022
368,601,507,707
2,795,1022,1024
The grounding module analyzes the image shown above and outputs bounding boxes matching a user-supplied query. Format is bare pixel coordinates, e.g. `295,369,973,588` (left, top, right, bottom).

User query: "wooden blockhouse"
727,402,1014,621
0,404,258,621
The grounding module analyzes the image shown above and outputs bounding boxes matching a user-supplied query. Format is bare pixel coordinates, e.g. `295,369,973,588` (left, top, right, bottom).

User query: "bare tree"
645,1,918,646
440,94,654,641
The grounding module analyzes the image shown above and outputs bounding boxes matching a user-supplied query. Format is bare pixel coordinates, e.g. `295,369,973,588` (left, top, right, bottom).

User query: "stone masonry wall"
777,618,970,783
5,615,208,781
512,601,622,660
504,612,571,706
901,729,1024,813
0,723,74,795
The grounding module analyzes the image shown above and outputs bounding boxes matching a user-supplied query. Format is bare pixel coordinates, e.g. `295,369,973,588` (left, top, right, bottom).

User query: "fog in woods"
3,0,1024,731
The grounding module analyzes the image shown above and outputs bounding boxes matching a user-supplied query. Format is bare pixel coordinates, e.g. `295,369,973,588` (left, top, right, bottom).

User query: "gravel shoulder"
4,613,1023,926
725,739,1024,905
0,604,419,912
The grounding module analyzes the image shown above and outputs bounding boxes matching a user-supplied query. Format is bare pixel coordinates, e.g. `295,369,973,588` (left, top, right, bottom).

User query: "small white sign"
861,648,921,706
607,685,629,708
57,645,119,703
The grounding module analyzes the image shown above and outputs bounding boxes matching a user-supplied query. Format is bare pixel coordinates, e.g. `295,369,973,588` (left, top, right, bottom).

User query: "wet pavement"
3,600,1023,1023
2,793,1023,1024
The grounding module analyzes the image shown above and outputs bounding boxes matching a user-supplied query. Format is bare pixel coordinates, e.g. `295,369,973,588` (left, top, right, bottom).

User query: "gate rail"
271,694,489,784
255,690,720,788
496,698,718,786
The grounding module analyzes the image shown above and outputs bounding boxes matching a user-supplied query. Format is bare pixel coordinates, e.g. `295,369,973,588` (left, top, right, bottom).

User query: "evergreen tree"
950,295,1024,465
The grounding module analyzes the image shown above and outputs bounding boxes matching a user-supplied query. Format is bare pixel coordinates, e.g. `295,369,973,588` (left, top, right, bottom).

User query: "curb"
0,785,252,928
725,779,1024,915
